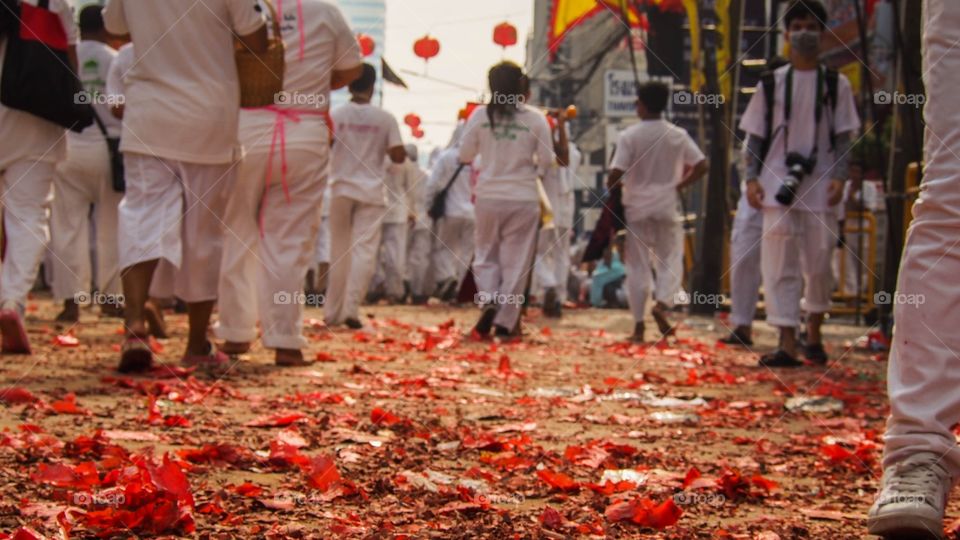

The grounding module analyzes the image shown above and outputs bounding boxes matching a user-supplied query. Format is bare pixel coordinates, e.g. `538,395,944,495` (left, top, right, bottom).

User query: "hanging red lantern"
412,127,425,139
413,35,440,61
493,22,517,48
404,113,421,128
357,33,375,57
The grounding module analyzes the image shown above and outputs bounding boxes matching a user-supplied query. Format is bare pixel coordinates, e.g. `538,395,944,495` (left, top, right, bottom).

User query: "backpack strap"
758,70,776,165
824,67,839,152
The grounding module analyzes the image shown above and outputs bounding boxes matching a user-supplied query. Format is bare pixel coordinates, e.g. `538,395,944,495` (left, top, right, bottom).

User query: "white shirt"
0,0,77,169
239,0,360,155
739,64,861,212
405,161,430,230
329,101,403,206
382,161,414,224
102,0,265,164
105,43,133,103
611,119,705,222
428,147,474,220
73,40,121,141
458,104,555,203
553,142,582,229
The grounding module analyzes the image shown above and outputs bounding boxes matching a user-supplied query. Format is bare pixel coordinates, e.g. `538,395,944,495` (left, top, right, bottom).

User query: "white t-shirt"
239,0,360,155
611,119,705,222
458,104,555,203
382,160,413,224
428,147,474,220
0,0,77,169
553,142,582,229
105,42,133,100
405,161,430,230
739,64,861,212
73,40,121,141
329,101,403,206
102,0,265,165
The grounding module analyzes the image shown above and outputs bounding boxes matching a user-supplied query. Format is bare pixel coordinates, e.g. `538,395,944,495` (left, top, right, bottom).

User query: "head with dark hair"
636,81,669,117
79,5,105,36
349,63,377,97
784,0,827,31
486,61,528,129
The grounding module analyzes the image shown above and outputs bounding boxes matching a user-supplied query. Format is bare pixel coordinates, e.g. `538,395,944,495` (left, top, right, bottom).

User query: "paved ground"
0,295,937,539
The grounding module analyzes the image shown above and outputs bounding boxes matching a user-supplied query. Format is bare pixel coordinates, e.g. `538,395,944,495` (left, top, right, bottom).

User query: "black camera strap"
782,65,825,162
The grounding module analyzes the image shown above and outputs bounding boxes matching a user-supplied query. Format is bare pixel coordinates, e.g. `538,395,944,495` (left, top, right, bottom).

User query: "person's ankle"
185,340,211,356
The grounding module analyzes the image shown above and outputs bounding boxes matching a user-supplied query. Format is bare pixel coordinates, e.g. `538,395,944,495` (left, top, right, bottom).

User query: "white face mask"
790,30,821,57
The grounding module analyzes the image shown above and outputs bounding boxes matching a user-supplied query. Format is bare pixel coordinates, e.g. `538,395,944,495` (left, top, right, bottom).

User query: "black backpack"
757,66,839,165
1,0,94,132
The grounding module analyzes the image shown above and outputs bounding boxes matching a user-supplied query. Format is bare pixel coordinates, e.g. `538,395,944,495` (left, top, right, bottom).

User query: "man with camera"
740,0,860,367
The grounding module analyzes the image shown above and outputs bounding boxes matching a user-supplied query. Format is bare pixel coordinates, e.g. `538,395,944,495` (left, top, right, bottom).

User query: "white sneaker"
867,452,951,539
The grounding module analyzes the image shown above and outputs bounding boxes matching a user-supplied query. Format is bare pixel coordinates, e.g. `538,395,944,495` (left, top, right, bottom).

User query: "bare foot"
221,341,251,356
275,348,312,367
629,322,645,344
651,303,676,337
143,299,168,339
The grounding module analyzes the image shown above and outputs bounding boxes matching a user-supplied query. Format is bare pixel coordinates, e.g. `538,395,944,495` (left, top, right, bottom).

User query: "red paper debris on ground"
50,393,86,415
537,469,579,491
244,411,307,427
604,497,682,528
304,454,341,491
0,387,39,404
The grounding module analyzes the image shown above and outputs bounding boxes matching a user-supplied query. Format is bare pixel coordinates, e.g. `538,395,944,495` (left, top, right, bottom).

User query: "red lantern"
404,113,421,128
413,35,440,61
412,127,425,139
357,33,375,57
493,22,517,48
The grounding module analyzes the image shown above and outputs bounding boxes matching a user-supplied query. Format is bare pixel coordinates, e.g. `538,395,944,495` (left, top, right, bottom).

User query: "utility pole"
691,0,730,314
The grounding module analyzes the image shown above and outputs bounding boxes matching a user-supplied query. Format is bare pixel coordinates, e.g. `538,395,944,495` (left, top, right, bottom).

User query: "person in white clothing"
430,120,474,302
722,184,763,347
402,145,433,303
834,161,882,297
535,134,581,318
867,2,960,536
102,0,267,372
608,81,707,343
740,0,860,367
459,61,567,339
50,6,124,323
216,0,362,366
0,0,77,354
369,154,416,304
325,64,406,329
306,183,333,300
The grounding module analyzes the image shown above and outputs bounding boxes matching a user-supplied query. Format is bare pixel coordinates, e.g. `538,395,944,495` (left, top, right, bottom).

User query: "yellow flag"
549,0,641,52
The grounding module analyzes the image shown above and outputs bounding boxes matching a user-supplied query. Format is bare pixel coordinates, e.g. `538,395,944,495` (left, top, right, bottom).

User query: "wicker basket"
236,0,284,108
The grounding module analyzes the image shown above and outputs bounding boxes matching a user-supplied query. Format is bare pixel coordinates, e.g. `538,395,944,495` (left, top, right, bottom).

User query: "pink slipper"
0,309,31,354
182,342,231,375
118,335,153,373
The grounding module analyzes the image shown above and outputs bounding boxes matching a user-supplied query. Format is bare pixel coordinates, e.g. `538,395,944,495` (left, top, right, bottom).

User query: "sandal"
118,335,153,372
758,349,804,368
182,341,231,375
0,307,31,354
720,329,754,347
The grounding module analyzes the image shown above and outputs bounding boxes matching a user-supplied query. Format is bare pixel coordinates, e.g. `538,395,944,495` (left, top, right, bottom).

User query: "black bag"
0,0,19,36
1,0,94,132
428,162,466,221
91,110,125,192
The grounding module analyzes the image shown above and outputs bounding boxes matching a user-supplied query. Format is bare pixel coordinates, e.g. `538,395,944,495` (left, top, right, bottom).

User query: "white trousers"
760,207,835,328
883,0,960,479
729,198,763,327
0,160,54,309
433,216,474,286
216,148,326,350
406,226,432,296
118,153,233,302
623,217,684,323
324,196,384,324
473,199,539,330
314,215,330,264
371,221,407,298
534,226,571,301
50,138,123,301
